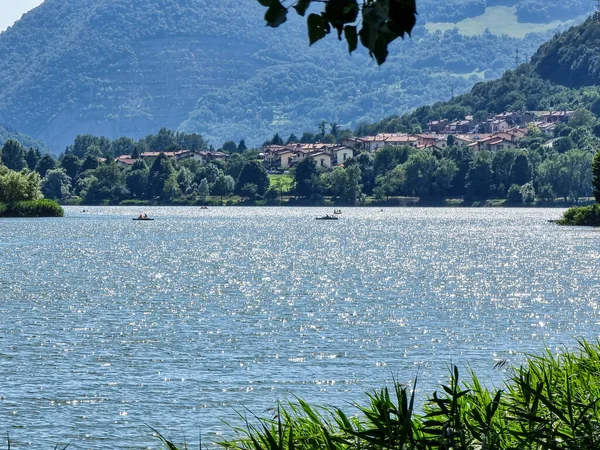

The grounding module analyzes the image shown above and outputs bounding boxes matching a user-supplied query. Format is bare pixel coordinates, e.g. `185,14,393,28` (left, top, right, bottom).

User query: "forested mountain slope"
0,0,593,151
367,17,600,134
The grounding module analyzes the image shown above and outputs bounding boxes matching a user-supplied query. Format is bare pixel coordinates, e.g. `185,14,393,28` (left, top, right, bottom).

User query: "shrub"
506,184,523,204
520,182,535,203
2,199,64,217
120,199,151,206
559,204,600,226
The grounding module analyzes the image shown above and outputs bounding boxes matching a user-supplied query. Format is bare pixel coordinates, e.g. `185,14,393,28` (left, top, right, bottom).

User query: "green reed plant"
155,341,600,450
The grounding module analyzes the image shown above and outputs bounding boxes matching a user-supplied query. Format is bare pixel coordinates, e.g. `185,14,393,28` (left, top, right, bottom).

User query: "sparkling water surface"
1,206,599,449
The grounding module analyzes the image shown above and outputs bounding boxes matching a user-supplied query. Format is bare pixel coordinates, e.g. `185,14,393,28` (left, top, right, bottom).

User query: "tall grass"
151,341,600,450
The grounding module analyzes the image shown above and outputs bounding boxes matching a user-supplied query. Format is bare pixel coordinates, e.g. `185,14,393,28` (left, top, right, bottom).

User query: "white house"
310,152,332,169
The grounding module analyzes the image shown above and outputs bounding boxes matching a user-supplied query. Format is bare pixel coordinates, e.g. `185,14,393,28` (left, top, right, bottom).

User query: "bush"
559,204,600,226
1,199,64,217
506,184,523,204
520,182,535,203
0,202,7,215
120,199,152,206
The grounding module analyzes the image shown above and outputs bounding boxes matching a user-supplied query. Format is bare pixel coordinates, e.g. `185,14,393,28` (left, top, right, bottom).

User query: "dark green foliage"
35,154,57,178
294,158,319,198
236,161,270,195
148,154,175,200
465,155,492,200
594,150,600,203
509,152,532,186
507,183,523,203
1,140,27,171
560,203,600,225
0,199,64,217
533,16,600,86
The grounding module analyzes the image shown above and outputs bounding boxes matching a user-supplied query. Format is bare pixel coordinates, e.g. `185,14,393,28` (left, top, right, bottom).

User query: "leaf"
344,25,358,53
388,0,417,37
265,1,287,28
293,0,311,16
307,13,329,46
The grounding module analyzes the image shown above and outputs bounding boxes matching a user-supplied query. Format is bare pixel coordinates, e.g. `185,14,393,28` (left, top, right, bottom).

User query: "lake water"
1,206,599,449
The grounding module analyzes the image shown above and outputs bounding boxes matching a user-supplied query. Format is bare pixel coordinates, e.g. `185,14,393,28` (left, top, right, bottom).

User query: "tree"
148,153,175,199
126,168,149,199
25,148,41,171
60,154,81,180
507,184,523,203
237,139,248,153
270,133,284,146
35,154,57,178
240,183,258,200
110,137,136,157
212,174,235,202
594,150,600,203
197,178,210,201
236,160,270,195
222,141,237,154
465,156,492,200
294,158,319,198
520,182,535,203
569,108,596,129
321,133,336,144
344,163,362,204
286,133,299,144
0,167,42,203
509,152,532,187
42,168,72,200
1,140,27,171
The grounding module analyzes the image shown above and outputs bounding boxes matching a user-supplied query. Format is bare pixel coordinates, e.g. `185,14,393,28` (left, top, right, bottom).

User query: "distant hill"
0,124,50,154
0,0,593,151
367,17,600,134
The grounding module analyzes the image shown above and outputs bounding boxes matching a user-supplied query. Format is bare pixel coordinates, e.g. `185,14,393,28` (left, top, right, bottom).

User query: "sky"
0,0,44,32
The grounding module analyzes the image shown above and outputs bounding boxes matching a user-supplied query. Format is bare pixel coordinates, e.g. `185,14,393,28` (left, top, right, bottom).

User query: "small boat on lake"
333,209,342,215
133,214,154,221
316,214,338,220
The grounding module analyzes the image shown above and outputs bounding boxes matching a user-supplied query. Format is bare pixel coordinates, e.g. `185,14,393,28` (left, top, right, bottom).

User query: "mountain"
365,16,600,134
0,124,51,154
0,0,594,151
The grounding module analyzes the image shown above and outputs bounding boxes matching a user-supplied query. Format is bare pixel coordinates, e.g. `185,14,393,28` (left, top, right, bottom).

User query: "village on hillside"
259,110,572,171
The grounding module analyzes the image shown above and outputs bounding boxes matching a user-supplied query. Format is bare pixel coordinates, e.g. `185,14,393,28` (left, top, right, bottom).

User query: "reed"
158,341,600,450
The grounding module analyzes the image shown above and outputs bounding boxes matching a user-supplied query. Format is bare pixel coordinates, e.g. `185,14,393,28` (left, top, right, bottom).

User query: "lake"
1,206,599,449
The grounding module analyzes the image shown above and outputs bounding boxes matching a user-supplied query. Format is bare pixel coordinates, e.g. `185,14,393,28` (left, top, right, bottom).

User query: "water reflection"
0,206,598,449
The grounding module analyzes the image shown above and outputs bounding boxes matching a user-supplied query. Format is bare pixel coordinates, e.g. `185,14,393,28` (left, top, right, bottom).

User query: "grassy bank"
152,340,600,450
557,203,600,226
0,199,64,217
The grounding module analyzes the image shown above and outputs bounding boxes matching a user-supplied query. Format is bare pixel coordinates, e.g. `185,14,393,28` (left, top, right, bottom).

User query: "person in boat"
138,213,143,219
143,213,148,219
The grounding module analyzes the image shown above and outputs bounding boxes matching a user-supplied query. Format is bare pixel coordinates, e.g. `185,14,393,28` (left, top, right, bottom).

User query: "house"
489,119,509,133
413,134,449,148
478,137,516,152
310,152,332,169
543,111,574,123
334,147,354,165
114,155,136,168
537,122,557,137
427,120,448,133
278,150,297,169
175,150,208,163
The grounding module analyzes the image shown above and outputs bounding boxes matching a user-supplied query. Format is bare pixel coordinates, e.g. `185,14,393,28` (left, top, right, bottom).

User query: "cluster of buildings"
262,110,573,170
114,150,229,169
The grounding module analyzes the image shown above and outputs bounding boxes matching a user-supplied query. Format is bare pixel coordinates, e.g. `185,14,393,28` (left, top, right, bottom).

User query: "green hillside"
0,0,593,151
364,16,600,134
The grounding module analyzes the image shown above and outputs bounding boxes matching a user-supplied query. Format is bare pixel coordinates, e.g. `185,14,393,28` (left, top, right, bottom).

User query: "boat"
316,215,338,220
333,209,342,215
133,217,154,221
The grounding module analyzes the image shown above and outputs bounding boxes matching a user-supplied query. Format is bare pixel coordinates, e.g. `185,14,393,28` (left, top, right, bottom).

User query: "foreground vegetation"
152,340,600,450
0,163,63,217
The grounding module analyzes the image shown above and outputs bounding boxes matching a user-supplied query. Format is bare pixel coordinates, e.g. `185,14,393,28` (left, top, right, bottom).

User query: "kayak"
133,218,154,221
